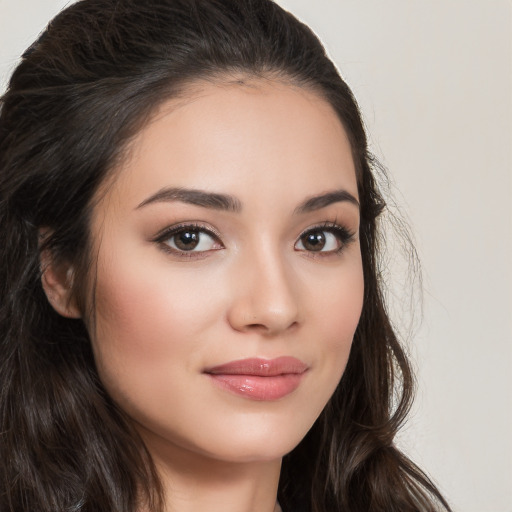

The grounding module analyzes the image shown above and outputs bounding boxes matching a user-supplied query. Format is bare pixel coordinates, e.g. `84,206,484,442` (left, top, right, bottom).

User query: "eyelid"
151,220,356,259
152,222,224,257
295,221,356,254
152,222,222,242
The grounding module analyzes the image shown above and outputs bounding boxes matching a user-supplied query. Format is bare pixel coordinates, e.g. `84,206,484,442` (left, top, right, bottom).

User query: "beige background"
2,1,511,511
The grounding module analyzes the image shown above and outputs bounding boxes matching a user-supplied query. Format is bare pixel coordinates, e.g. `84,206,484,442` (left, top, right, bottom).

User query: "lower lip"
207,373,304,401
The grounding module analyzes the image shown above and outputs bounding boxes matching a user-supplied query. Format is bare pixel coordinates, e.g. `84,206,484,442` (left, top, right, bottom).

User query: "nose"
226,248,300,336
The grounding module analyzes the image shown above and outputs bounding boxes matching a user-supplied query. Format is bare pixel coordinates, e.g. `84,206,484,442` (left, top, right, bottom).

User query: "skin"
48,79,364,512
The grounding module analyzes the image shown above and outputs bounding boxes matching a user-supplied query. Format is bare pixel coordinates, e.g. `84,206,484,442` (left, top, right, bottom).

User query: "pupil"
304,231,325,251
175,230,199,250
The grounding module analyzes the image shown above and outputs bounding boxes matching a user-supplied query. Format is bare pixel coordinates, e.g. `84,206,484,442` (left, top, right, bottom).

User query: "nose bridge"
227,238,299,334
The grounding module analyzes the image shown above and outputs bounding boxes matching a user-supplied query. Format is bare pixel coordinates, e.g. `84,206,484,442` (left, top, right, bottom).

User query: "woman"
0,0,451,511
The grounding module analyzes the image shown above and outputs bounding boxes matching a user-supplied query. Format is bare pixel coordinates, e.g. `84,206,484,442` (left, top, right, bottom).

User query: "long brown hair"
0,1,451,511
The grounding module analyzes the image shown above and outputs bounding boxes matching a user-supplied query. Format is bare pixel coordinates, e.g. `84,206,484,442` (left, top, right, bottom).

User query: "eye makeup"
152,222,224,259
295,221,355,255
151,218,356,261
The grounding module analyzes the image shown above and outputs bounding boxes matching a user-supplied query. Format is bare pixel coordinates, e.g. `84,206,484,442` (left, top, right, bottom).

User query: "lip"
204,357,308,401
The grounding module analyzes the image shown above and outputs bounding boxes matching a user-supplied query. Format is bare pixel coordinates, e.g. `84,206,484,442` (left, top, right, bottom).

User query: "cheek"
294,251,364,408
89,246,223,400
308,251,364,336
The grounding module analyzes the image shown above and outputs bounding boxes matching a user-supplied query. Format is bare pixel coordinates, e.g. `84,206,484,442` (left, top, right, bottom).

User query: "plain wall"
2,1,511,511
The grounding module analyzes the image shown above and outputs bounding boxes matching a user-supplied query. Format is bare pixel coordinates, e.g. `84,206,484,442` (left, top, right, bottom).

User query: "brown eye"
173,230,200,251
301,231,327,251
164,228,219,252
295,226,351,253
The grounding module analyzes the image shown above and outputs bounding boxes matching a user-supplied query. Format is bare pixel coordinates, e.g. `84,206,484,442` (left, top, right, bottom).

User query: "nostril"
225,265,300,334
243,318,299,336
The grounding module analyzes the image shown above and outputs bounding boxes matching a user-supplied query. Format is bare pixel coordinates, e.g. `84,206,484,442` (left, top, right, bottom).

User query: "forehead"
97,78,358,215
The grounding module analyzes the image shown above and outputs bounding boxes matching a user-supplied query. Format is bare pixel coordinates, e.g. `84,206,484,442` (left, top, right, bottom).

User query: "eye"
295,224,354,253
156,224,223,254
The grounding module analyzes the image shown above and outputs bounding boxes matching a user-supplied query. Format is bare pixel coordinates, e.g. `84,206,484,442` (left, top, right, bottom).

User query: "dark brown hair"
0,1,451,511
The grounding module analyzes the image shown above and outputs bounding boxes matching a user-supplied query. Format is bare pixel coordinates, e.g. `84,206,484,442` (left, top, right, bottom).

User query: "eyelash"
153,223,223,259
297,222,356,257
153,221,356,259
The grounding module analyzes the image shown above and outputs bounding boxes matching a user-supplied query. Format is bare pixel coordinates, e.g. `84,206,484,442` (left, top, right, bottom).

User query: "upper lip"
204,356,308,376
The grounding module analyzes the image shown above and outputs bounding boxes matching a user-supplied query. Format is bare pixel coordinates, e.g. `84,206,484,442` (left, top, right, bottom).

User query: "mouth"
203,357,308,401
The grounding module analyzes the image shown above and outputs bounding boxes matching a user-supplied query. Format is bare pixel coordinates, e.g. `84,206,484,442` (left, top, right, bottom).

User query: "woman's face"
87,79,364,465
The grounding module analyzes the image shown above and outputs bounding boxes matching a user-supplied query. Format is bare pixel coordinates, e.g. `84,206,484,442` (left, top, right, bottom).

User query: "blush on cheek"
91,247,218,376
320,276,363,374
319,270,364,333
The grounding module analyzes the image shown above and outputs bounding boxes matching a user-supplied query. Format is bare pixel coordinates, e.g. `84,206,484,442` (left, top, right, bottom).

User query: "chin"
196,437,302,465
191,415,316,464
135,409,314,467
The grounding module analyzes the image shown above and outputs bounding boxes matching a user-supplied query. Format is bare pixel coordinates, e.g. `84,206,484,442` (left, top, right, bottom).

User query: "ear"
39,237,81,319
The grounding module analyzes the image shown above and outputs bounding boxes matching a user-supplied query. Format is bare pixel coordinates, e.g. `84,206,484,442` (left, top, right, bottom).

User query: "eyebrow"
136,187,359,213
136,187,242,212
294,190,360,213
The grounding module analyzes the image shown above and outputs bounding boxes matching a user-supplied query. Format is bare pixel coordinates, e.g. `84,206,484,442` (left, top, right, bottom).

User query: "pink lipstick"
204,357,308,401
